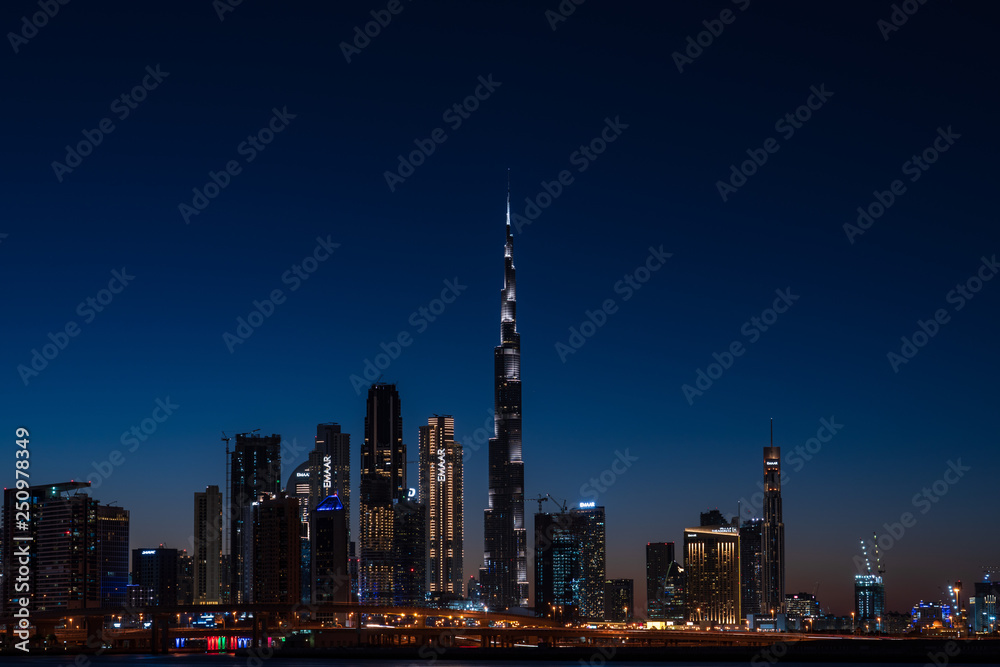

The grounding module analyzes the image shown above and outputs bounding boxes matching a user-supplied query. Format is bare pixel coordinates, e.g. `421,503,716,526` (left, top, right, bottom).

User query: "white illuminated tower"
483,176,528,609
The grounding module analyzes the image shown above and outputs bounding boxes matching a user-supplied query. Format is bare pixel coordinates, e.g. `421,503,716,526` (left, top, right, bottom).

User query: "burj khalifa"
482,180,528,609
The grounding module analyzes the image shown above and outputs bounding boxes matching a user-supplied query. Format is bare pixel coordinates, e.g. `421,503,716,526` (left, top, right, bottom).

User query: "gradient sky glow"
3,0,999,616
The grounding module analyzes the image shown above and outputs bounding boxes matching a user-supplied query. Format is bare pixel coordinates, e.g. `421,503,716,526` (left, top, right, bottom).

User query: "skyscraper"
684,524,741,626
230,432,282,604
193,485,223,604
311,495,350,604
605,579,634,623
360,383,405,605
646,542,673,620
419,415,464,598
131,548,178,606
533,505,605,621
740,518,764,619
311,423,351,538
2,482,129,612
762,420,785,614
483,182,528,610
250,494,301,604
393,499,427,606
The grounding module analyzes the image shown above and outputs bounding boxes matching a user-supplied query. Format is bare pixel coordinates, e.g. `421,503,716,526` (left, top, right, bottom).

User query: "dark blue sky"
3,0,998,615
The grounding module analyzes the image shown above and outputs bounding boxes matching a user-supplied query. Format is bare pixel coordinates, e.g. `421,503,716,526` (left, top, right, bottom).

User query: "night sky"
3,0,998,616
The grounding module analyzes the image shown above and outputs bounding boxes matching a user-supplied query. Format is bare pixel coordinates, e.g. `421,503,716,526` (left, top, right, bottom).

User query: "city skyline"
3,0,998,620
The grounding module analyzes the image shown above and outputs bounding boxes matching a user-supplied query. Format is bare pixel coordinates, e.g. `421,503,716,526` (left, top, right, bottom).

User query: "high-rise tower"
360,383,404,605
483,177,528,609
420,415,464,598
229,432,282,604
762,420,785,615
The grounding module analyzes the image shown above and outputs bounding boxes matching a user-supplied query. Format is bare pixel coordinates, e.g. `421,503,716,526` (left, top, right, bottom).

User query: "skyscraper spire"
483,174,527,609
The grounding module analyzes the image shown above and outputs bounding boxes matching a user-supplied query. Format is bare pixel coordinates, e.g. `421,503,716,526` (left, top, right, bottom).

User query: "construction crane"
529,494,549,514
860,532,886,576
546,494,568,513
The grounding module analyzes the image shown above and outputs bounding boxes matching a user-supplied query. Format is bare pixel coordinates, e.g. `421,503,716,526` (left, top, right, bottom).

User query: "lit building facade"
360,383,405,605
684,525,741,626
250,494,301,604
785,592,820,617
419,415,463,598
483,188,528,610
855,574,886,632
533,505,605,621
193,485,222,604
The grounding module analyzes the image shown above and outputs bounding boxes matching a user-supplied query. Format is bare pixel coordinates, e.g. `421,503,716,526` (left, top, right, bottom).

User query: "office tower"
131,548,178,606
286,460,312,603
534,511,580,619
533,505,606,620
483,184,528,610
972,580,999,633
219,554,232,604
762,421,785,614
250,494,301,604
177,549,194,604
662,560,686,623
605,579,634,622
230,432,282,603
740,518,764,619
311,495,350,603
392,499,427,606
684,524,741,626
646,542,673,620
419,415,464,598
855,575,886,632
360,383,405,605
2,482,129,612
785,592,820,617
575,505,606,620
310,423,351,536
95,503,130,608
194,485,223,604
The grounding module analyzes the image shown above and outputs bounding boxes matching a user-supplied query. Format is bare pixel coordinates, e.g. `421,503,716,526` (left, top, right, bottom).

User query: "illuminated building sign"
579,501,596,508
296,472,309,478
711,526,738,534
437,448,447,482
141,550,156,555
767,460,779,466
322,455,331,489
407,487,416,499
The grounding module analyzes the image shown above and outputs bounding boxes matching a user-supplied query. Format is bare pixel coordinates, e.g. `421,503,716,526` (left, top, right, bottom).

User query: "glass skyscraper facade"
419,415,464,598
